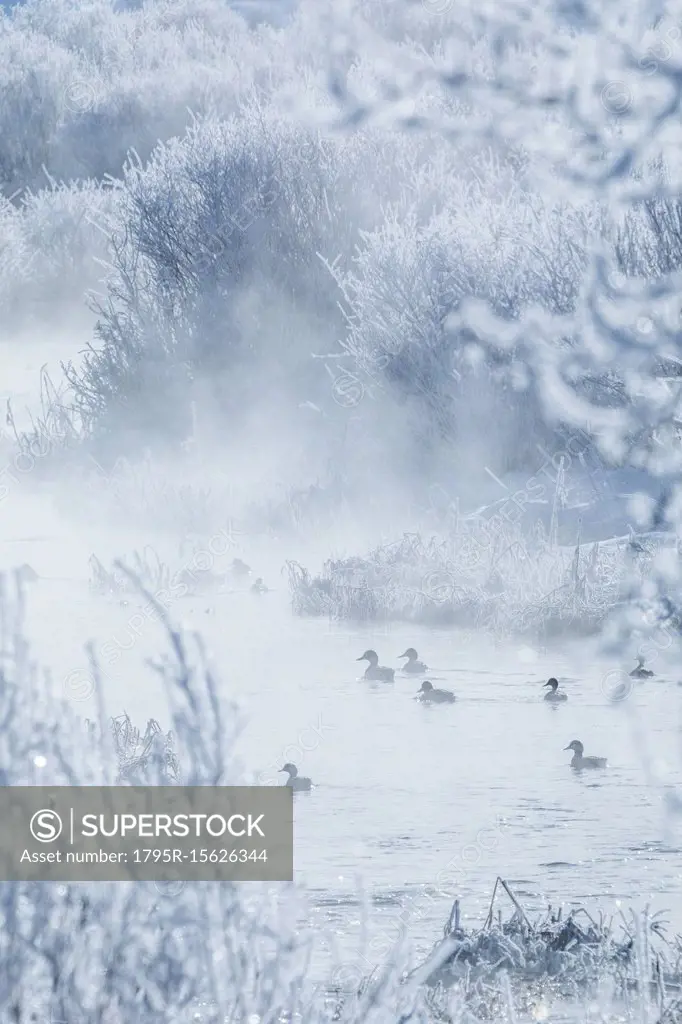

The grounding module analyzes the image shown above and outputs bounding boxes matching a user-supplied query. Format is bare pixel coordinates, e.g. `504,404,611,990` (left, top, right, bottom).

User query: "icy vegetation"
3,0,682,1018
0,580,320,1023
287,525,657,638
412,878,682,1009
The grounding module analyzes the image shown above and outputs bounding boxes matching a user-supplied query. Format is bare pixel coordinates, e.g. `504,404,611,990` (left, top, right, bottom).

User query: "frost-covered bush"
414,880,677,1004
0,179,116,326
57,103,617,477
0,22,74,196
328,181,601,475
65,110,376,451
0,0,265,193
0,576,325,1023
285,521,658,637
616,194,682,279
0,0,345,196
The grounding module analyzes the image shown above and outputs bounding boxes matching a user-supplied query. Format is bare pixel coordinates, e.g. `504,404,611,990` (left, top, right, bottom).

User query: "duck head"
279,763,298,778
544,678,559,691
399,648,418,660
564,740,584,755
419,681,434,694
357,650,378,664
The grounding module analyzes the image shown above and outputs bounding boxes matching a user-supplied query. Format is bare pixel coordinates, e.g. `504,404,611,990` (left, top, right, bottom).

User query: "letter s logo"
30,809,63,843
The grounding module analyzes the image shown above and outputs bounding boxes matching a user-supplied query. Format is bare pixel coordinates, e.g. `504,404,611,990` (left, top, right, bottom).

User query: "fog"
2,0,682,1020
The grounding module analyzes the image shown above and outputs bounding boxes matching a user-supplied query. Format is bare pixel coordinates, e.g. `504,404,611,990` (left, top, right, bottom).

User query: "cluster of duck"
279,649,658,789
356,647,456,704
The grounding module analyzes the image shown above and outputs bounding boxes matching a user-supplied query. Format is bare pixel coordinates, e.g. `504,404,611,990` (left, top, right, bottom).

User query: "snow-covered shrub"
328,185,600,476
0,576,323,1023
616,195,682,279
285,521,653,637
0,0,314,194
65,110,374,451
0,0,246,191
0,22,75,196
0,179,116,327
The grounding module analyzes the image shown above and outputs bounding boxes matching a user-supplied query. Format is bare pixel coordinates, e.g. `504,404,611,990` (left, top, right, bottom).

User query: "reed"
406,878,681,1019
286,521,661,638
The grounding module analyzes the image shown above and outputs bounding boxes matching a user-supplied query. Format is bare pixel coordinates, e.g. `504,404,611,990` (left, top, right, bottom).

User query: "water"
12,563,682,975
2,337,682,985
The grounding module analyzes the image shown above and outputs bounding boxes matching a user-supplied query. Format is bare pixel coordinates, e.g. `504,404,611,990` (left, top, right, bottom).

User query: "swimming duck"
250,577,269,594
629,656,653,679
564,740,607,770
417,680,456,704
398,648,428,674
357,650,395,681
279,763,312,791
543,677,568,702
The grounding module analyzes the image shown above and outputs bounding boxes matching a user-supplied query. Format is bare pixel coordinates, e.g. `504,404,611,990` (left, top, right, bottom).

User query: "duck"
279,763,312,791
357,650,395,681
250,577,269,594
398,648,428,674
630,656,653,679
417,680,456,704
543,677,568,702
564,740,607,770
